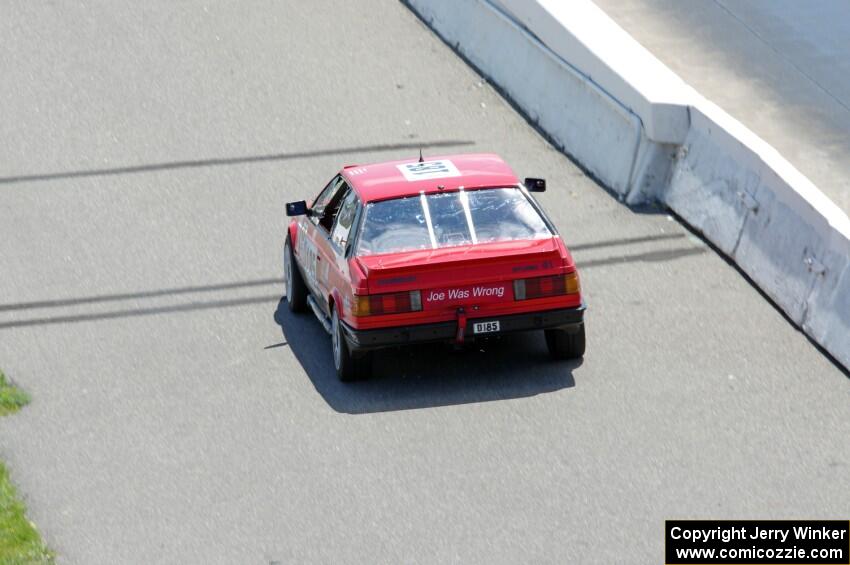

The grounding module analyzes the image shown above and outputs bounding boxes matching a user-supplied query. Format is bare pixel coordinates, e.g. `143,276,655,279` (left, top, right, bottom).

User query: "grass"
0,370,31,417
0,369,54,564
0,463,53,564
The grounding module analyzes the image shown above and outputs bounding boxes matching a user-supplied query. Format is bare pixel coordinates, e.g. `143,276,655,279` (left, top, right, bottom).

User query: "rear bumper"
341,304,585,352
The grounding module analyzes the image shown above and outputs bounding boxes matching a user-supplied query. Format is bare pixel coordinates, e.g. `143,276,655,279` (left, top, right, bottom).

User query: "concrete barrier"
667,100,850,333
808,251,850,367
405,0,850,369
408,0,642,196
491,0,692,144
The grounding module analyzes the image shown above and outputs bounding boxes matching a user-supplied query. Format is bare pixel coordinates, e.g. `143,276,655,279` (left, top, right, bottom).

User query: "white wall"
405,0,850,369
409,0,642,196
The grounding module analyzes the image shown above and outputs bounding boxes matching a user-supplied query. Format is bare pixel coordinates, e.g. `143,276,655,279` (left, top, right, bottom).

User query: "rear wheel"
545,323,586,360
284,236,308,313
332,308,372,381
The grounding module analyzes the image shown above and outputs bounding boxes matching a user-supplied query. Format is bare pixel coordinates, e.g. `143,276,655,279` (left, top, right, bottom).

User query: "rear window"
356,187,551,256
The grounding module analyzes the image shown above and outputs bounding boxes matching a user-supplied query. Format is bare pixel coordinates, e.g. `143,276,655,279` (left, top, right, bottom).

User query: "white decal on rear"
397,159,461,182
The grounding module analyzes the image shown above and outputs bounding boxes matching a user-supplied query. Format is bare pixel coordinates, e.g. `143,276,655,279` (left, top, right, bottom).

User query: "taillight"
514,272,580,300
352,290,423,316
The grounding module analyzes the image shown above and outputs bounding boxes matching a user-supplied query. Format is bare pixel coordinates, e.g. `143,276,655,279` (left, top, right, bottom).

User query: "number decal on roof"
397,159,461,182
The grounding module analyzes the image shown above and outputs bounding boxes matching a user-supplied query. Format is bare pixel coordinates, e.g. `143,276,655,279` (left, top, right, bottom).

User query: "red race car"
284,153,585,381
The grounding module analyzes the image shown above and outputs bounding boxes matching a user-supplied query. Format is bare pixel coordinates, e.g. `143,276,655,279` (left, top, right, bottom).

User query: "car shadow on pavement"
273,298,579,414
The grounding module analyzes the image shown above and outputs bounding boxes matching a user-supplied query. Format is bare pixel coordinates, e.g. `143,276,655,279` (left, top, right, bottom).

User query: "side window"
318,180,349,232
310,175,343,225
331,189,359,251
311,176,350,233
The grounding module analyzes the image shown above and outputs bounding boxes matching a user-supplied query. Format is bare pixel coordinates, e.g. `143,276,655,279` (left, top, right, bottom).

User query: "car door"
324,187,361,314
296,175,344,298
308,178,351,313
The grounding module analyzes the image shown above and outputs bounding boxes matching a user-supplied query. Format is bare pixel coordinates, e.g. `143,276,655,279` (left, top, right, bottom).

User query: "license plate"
473,321,500,334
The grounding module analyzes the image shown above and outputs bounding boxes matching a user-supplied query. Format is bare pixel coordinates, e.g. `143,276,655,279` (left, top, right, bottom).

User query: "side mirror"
286,200,309,216
524,177,546,192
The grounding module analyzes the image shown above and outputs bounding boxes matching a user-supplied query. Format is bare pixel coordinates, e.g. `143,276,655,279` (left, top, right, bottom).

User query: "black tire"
332,308,372,381
545,323,586,360
284,236,308,313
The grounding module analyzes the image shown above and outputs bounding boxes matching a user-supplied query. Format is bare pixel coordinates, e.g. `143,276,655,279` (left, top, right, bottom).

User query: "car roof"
340,153,520,203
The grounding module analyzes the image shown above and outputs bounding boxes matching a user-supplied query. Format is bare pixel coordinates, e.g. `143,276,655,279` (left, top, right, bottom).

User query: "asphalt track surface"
594,0,850,214
0,2,848,564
